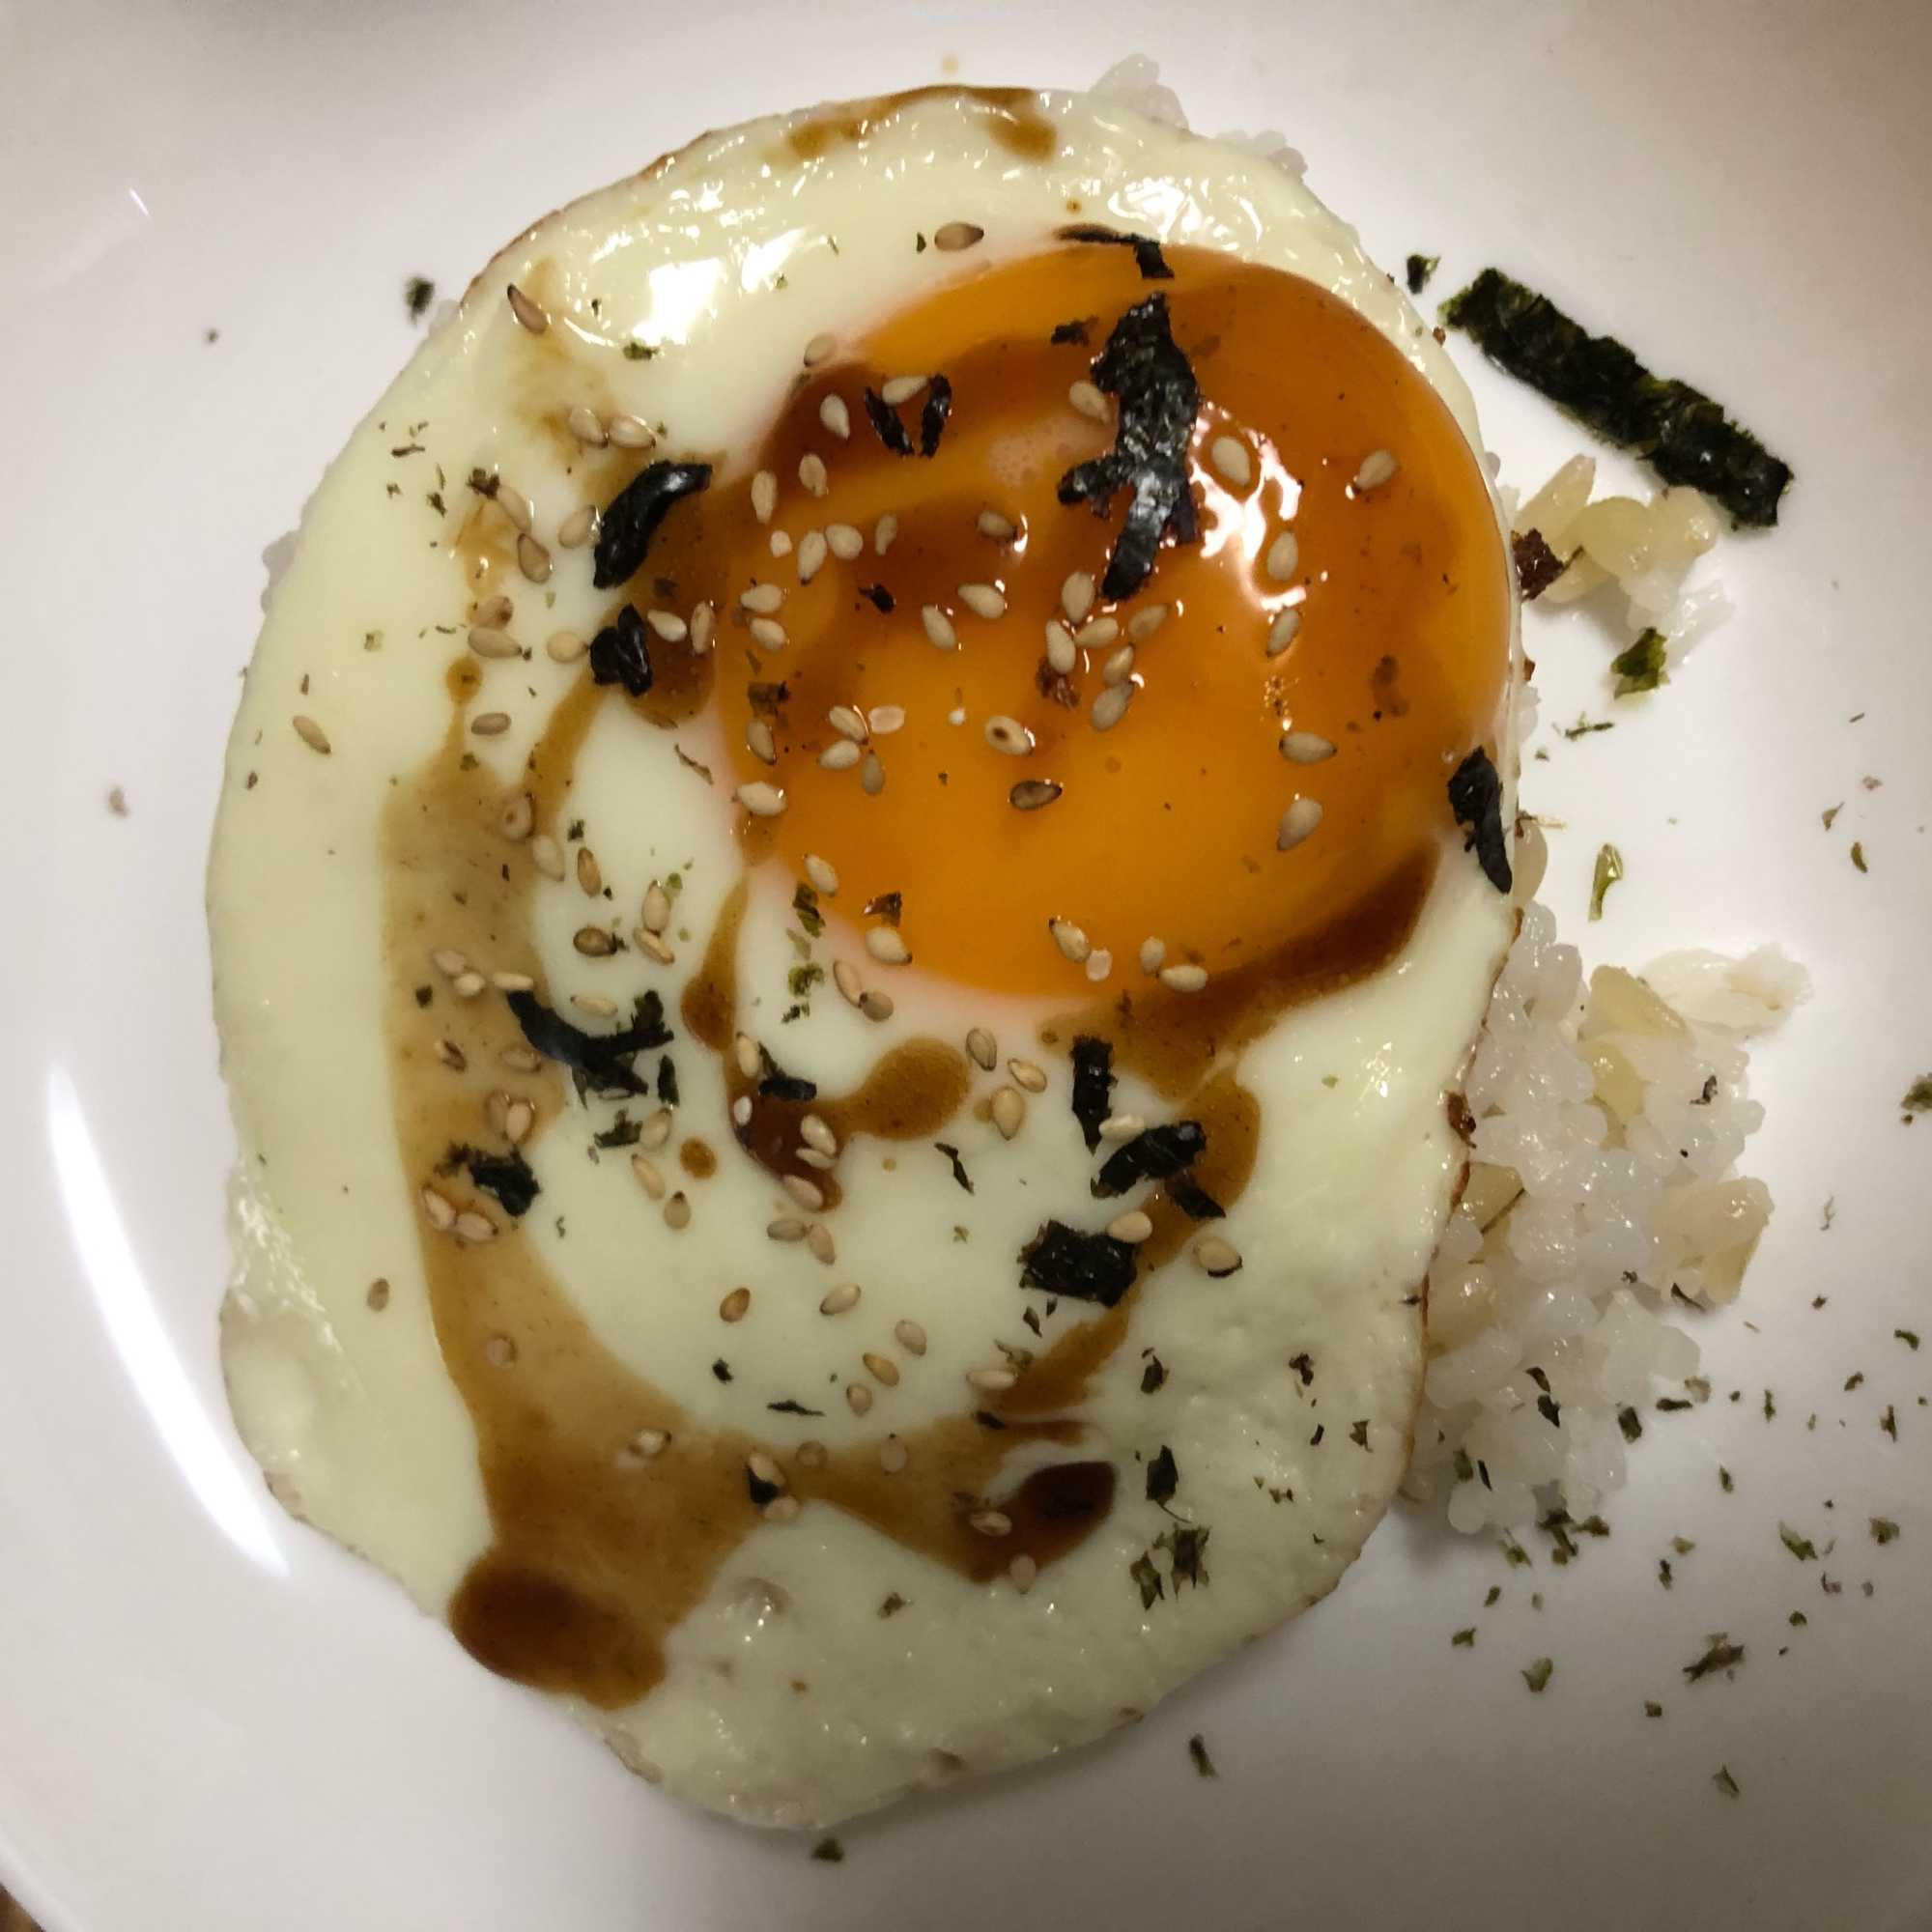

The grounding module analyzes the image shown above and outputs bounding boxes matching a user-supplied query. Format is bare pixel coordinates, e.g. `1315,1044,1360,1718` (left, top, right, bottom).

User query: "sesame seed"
1277,797,1323,850
571,992,616,1017
783,1174,826,1212
1266,607,1301,657
566,404,606,446
1077,616,1121,649
437,1038,466,1071
503,1098,535,1144
933,221,984,251
858,986,895,1021
420,1186,456,1231
530,834,565,879
496,485,533,533
863,1351,900,1387
1101,642,1136,686
733,1034,761,1080
1127,603,1170,640
639,881,671,934
556,503,599,550
826,523,865,561
1090,683,1131,731
468,625,522,659
1010,779,1063,811
664,1192,692,1230
292,715,330,754
431,948,469,979
860,752,885,796
1281,728,1336,764
749,616,788,652
806,1223,836,1264
505,284,547,332
921,605,957,650
957,582,1006,621
978,508,1016,541
736,781,786,818
452,971,487,998
795,528,830,584
645,609,688,642
865,927,911,966
573,925,615,956
1086,949,1113,982
751,470,779,525
969,1509,1013,1537
965,1029,998,1069
1061,572,1096,624
1210,436,1253,489
795,1439,828,1468
833,959,864,1007
1098,1112,1146,1142
731,1095,753,1126
879,1437,909,1474
1106,1209,1154,1244
456,1211,497,1244
771,531,792,559
880,374,928,407
473,594,513,629
763,1494,801,1524
819,739,862,771
804,330,837,366
721,1287,753,1322
798,453,829,497
1159,962,1208,992
1353,448,1399,491
1068,380,1110,422
516,534,551,583
1044,620,1078,675
471,711,512,737
984,714,1034,755
638,1108,673,1151
949,707,966,724
874,513,899,554
1138,937,1165,975
895,1319,927,1355
545,630,585,664
1009,1058,1048,1093
746,718,778,765
1049,919,1090,963
966,1364,1017,1392
501,1044,544,1073
804,853,838,895
867,704,905,735
576,846,602,895
624,1428,668,1463
828,704,868,743
820,1281,860,1315
1009,1553,1037,1593
845,1382,873,1415
746,1448,782,1487
1194,1235,1243,1277
1265,530,1300,581
689,603,716,654
818,394,851,440
991,1086,1026,1139
490,970,534,993
635,926,674,967
608,413,654,450
799,1114,838,1156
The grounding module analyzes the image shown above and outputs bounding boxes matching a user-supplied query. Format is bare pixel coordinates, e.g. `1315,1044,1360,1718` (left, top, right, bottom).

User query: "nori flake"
1069,1035,1115,1151
1056,293,1202,600
1160,1523,1209,1589
1094,1121,1207,1198
919,375,952,457
1165,1171,1225,1220
745,1465,781,1508
1447,747,1513,894
450,1145,540,1217
592,460,712,588
859,582,895,612
1683,1634,1745,1681
1051,317,1094,345
588,604,652,697
861,385,916,456
1512,526,1565,599
592,1112,641,1149
1405,253,1439,295
935,1142,975,1194
1056,222,1174,281
1146,1445,1179,1505
1439,269,1792,527
1611,628,1669,696
1141,1351,1167,1393
505,988,670,1097
756,1047,816,1103
1019,1219,1138,1307
656,1054,679,1106
767,1399,824,1416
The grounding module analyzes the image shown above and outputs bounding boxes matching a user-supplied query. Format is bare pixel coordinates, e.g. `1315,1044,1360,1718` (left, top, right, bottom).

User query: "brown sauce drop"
679,1137,718,1179
785,85,1055,164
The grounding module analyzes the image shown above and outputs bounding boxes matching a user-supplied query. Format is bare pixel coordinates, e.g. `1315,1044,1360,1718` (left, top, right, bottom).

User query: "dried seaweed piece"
859,583,895,612
1406,253,1439,295
919,375,952,457
935,1142,974,1194
592,460,711,588
505,988,670,1098
1056,222,1174,281
1159,1523,1209,1589
1069,1035,1115,1151
1130,1551,1165,1607
588,604,652,697
449,1145,540,1218
1019,1219,1138,1307
745,1465,781,1508
1056,293,1202,600
1683,1634,1746,1681
755,1046,817,1103
1094,1121,1207,1198
1439,269,1792,527
1146,1445,1178,1505
1512,527,1565,600
766,1399,824,1415
1165,1171,1225,1220
1051,317,1095,345
1447,748,1513,894
1611,628,1669,696
862,386,916,456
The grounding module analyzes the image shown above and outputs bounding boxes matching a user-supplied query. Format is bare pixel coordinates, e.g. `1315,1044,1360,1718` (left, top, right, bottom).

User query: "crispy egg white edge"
210,87,1518,1822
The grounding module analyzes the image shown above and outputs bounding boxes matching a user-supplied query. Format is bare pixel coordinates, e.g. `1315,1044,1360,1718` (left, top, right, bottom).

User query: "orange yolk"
716,242,1511,997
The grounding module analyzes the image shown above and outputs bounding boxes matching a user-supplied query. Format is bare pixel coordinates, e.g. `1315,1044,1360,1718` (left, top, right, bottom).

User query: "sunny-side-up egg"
210,85,1520,1827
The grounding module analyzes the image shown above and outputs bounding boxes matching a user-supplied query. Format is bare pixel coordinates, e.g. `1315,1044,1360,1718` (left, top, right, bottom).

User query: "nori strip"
1146,1445,1179,1505
449,1145,540,1218
1056,222,1174,281
862,385,915,456
767,1399,824,1415
1512,527,1565,600
1439,269,1791,527
935,1142,975,1193
656,1054,679,1106
919,375,952,457
1069,1035,1115,1151
1447,748,1513,894
1051,317,1094,345
1094,1121,1207,1198
1019,1219,1138,1307
1166,1171,1225,1220
1056,294,1202,600
859,583,895,612
592,460,712,587
755,1047,817,1102
505,988,670,1097
588,603,652,697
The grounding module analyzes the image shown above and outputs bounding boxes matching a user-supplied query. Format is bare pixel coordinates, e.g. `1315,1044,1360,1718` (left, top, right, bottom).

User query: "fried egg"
212,85,1519,1827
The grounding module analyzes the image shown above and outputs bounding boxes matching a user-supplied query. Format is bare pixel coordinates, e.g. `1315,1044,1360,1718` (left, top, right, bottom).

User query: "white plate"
1,4,1926,1927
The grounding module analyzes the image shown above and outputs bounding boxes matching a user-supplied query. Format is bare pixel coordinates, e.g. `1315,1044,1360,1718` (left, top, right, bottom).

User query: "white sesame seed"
922,605,957,650
746,1448,782,1488
933,221,984,252
1076,616,1121,649
636,1109,673,1151
1044,620,1077,675
828,704,867,743
733,1033,761,1079
623,1428,668,1463
782,1173,826,1212
749,616,788,652
570,992,616,1016
763,1494,801,1523
1009,1553,1037,1594
965,1027,997,1069
798,453,829,497
565,404,606,447
1127,603,1170,640
1098,1112,1146,1142
818,394,851,440
1281,728,1336,764
804,853,838,895
863,1351,899,1386
731,1094,753,1126
556,503,599,550
490,970,534,993
576,845,602,895
736,781,786,817
799,1114,838,1155
1159,962,1208,992
1353,448,1399,491
633,928,673,966
770,527,791,554
845,1381,873,1415
1008,1058,1048,1093
833,959,863,1007
1277,798,1323,850
1090,683,1132,731
292,715,330,754
796,528,830,584
969,1509,1013,1537
501,1045,544,1073
455,1210,497,1243
818,739,862,771
471,710,511,737
545,630,585,664
468,625,522,660
983,714,1034,755
804,330,837,366
977,508,1016,541
1049,919,1091,963
505,284,547,333
751,470,778,525
880,374,927,406
746,718,777,765
689,603,716,654
639,881,671,933
1107,1209,1154,1244
452,970,487,998
878,1437,909,1474
473,594,513,629
895,1319,927,1356
826,523,865,560
1101,642,1136,686
768,1217,808,1242
496,484,533,533
1138,937,1166,975
797,1146,836,1172
860,988,895,1023
517,534,553,583
1061,572,1096,625
865,927,911,966
1210,435,1254,488
958,582,1006,620
421,1185,457,1231
965,1364,1017,1392
608,413,654,450
1265,529,1300,581
721,1287,753,1323
806,1223,836,1264
1086,949,1113,981
503,1098,535,1145
1068,380,1110,421
530,834,565,879
991,1086,1026,1139
1266,607,1302,657
431,947,469,979
948,706,967,725
874,513,898,554
819,1281,860,1315
860,752,885,796
645,608,688,642
1010,779,1062,811
569,927,612,958
1194,1235,1243,1277
866,704,905,735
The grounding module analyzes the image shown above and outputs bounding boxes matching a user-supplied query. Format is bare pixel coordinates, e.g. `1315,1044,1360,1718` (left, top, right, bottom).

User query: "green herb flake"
1187,1733,1218,1777
1712,1766,1741,1799
1851,841,1868,873
1521,1657,1553,1693
1498,1533,1531,1568
787,962,824,1002
403,275,436,322
810,1835,844,1862
791,882,824,937
363,629,384,651
1719,1466,1734,1492
623,340,652,360
1870,1518,1900,1546
1895,1328,1920,1349
413,984,434,1008
1880,1405,1898,1440
1130,1551,1165,1609
1902,1078,1932,1117
1672,1537,1696,1554
1778,1523,1817,1561
878,1592,907,1618
1588,843,1623,921
1611,628,1669,696
1405,253,1439,295
1822,803,1843,830
1763,1388,1776,1421
1684,1634,1746,1682
1659,1560,1673,1589
1484,1585,1501,1606
1562,715,1615,740
1645,1700,1663,1718
1846,1372,1865,1391
1617,1406,1643,1442
1789,1610,1807,1626
1452,1627,1476,1647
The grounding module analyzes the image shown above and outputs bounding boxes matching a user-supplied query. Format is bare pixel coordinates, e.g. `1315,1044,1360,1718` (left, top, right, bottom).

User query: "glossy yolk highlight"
716,243,1511,997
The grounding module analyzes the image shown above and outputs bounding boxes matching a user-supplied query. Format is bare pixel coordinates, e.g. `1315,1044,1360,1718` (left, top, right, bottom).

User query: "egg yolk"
715,242,1511,997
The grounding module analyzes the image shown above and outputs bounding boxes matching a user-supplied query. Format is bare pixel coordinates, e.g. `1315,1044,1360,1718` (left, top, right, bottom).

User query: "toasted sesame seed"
1101,642,1136,686
1210,435,1253,488
1085,949,1113,982
933,220,984,251
456,1210,497,1244
863,1351,900,1387
689,603,716,654
799,1114,838,1156
818,394,852,440
1068,380,1110,421
879,1437,909,1474
969,1509,1013,1537
1194,1235,1243,1276
966,1364,1017,1392
879,373,927,406
796,528,830,583
818,739,862,771
576,845,602,895
921,605,958,650
731,1094,753,1126
846,1381,874,1415
1090,683,1132,731
292,714,330,753
751,470,779,525
623,1428,668,1463
746,1448,781,1487
991,1086,1026,1139
803,329,837,366
865,927,911,966
749,616,788,652
644,608,688,642
828,703,867,743
496,485,533,534
746,718,779,765
782,1174,825,1212
637,1108,673,1151
795,1438,828,1468
977,508,1016,541
860,751,885,796
894,1320,927,1357
1277,797,1323,850
736,781,786,817
798,453,829,497
1009,1553,1037,1593
530,834,565,879
437,1037,466,1070
556,503,599,550
965,1028,997,1069
763,1494,801,1524
804,853,838,895
517,533,552,583
503,1097,535,1144
1077,616,1121,649
1044,620,1078,675
452,971,487,998
832,959,864,1007
957,582,1006,621
638,882,671,935
1138,937,1166,975
1107,1208,1154,1244
566,404,606,446
468,625,522,659
866,704,905,736
984,714,1034,755
471,710,512,737
1127,604,1169,640
1009,779,1063,811
1049,919,1091,963
1353,447,1399,491
631,925,675,967
421,1186,456,1231
819,1281,860,1317
546,629,585,664
1265,529,1300,582
874,513,899,554
505,284,547,333
490,969,534,993
721,1287,753,1323
806,1222,836,1264
608,413,654,450
1159,962,1208,992
1061,572,1096,625
1266,607,1302,657
473,593,513,629
663,1192,692,1230
573,925,615,956
570,992,617,1016
1009,1058,1048,1094
1281,728,1336,764
501,1044,545,1073
1098,1112,1146,1142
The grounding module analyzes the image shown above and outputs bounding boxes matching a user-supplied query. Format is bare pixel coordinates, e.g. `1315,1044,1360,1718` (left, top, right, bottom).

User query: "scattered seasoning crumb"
1645,1701,1663,1718
878,1593,907,1618
1880,1405,1897,1440
1452,1628,1476,1647
404,275,436,322
1484,1585,1501,1606
1822,803,1843,829
1659,1559,1673,1589
1610,628,1669,696
810,1836,844,1863
1405,252,1439,295
1897,1329,1920,1350
1617,1406,1644,1441
1588,843,1623,921
106,786,128,816
1778,1523,1818,1561
1521,1658,1553,1693
1901,1078,1932,1118
1187,1733,1217,1777
1719,1467,1734,1492
1763,1389,1776,1421
1712,1766,1740,1799
1498,1534,1531,1568
1851,841,1867,873
1870,1518,1900,1545
1684,1634,1745,1682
